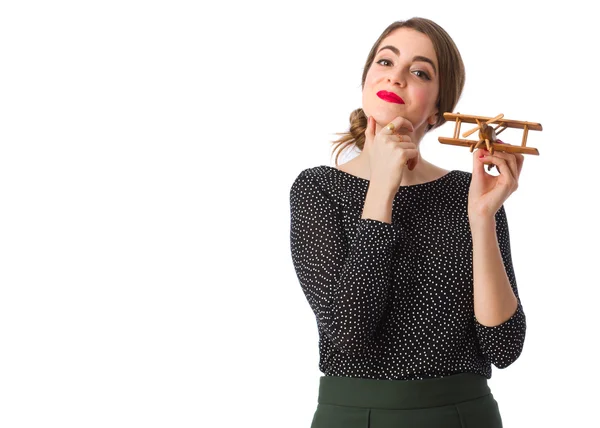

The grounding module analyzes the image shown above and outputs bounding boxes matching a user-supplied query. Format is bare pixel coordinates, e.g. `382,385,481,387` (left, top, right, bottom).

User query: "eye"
412,70,431,80
376,59,392,66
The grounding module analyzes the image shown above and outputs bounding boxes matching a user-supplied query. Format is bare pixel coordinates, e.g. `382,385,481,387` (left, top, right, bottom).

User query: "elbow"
330,332,374,356
492,340,525,369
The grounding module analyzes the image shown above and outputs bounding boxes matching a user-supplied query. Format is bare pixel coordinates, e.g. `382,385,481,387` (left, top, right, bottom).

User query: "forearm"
470,216,518,326
290,174,400,355
330,218,398,353
361,181,395,224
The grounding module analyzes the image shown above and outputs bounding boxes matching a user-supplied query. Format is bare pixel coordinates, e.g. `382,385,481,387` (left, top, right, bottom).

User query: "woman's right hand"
363,115,419,192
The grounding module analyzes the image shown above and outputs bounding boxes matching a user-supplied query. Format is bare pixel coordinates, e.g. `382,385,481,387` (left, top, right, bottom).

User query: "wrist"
469,213,496,230
368,176,400,196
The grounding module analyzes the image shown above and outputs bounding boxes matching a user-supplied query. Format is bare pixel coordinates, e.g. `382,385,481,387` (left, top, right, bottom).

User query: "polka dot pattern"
289,165,526,380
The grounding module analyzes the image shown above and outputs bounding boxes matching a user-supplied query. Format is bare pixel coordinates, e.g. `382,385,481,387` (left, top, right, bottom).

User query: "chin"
367,108,396,124
377,113,411,128
364,99,409,124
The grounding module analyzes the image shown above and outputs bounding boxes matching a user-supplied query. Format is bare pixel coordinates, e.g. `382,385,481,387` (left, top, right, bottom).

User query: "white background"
1,1,598,427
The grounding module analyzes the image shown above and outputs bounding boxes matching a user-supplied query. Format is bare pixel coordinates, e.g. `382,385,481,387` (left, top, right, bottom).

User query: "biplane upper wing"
443,112,543,131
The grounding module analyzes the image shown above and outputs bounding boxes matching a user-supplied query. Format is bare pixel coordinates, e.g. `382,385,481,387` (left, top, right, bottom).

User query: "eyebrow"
376,45,437,75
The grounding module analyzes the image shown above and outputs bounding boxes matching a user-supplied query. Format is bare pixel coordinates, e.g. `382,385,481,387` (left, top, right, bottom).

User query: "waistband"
318,373,491,410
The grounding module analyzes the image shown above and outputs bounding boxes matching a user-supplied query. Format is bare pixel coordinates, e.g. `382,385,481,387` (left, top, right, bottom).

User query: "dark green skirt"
311,373,502,428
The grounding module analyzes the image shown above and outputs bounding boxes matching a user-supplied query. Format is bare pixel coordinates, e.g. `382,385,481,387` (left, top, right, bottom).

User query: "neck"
354,151,444,187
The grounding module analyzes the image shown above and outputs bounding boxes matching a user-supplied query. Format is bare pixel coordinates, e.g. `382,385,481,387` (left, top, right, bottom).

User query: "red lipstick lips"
377,90,404,104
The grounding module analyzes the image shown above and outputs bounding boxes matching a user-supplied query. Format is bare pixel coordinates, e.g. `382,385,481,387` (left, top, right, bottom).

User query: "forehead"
378,28,437,64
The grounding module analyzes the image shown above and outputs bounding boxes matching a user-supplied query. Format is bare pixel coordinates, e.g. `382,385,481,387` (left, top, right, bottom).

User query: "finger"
486,150,519,181
476,149,500,173
382,120,395,135
399,148,419,165
364,116,375,150
366,116,375,140
515,153,525,177
474,148,488,178
495,140,524,178
408,151,419,170
383,116,414,135
381,134,401,145
479,152,517,184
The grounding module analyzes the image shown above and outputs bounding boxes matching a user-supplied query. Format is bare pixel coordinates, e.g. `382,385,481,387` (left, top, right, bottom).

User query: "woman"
289,17,526,427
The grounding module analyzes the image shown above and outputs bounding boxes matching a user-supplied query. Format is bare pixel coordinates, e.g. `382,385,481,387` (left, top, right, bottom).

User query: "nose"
388,68,406,88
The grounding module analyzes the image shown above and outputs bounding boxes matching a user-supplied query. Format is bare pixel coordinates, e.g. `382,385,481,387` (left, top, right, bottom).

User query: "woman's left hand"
468,144,524,221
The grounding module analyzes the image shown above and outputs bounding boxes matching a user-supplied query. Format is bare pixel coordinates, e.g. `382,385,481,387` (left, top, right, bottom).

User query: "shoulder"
450,168,472,184
289,165,347,214
293,165,334,182
449,169,508,222
444,169,473,195
429,169,471,198
290,165,336,195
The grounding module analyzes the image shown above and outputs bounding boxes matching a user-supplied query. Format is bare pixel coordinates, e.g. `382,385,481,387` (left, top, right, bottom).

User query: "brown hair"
331,17,466,166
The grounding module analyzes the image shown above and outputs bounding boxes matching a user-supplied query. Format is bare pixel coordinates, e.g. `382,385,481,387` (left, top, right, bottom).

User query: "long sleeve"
289,171,401,355
473,205,527,369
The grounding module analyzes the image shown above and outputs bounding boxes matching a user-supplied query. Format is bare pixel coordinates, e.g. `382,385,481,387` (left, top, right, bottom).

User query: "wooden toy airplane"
438,113,542,158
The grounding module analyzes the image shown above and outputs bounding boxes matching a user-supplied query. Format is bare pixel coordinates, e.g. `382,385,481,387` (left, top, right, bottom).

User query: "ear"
427,108,439,126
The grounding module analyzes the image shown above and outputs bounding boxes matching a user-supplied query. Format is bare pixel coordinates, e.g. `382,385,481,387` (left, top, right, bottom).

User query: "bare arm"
470,205,526,368
361,180,396,224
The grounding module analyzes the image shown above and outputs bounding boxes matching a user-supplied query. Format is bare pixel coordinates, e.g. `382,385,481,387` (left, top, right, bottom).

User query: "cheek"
411,88,428,106
411,87,437,113
364,66,387,87
362,73,378,110
363,73,377,92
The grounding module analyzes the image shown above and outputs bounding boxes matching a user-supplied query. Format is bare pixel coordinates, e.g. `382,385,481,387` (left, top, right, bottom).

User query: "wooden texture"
443,112,543,131
439,112,542,156
438,137,540,155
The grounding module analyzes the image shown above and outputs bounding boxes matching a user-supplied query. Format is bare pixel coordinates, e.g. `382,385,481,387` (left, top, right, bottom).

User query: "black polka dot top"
289,165,526,380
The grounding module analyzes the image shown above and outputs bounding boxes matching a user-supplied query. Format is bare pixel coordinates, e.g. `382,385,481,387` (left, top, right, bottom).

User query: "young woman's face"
362,27,440,135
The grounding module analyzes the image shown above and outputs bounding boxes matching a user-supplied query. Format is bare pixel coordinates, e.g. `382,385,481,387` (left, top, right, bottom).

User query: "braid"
330,108,368,167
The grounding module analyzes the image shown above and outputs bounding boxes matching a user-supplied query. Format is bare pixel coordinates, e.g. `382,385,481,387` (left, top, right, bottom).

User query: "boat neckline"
320,165,456,189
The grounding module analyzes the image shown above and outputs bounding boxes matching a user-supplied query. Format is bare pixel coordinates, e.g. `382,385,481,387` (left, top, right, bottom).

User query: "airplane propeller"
462,113,505,154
